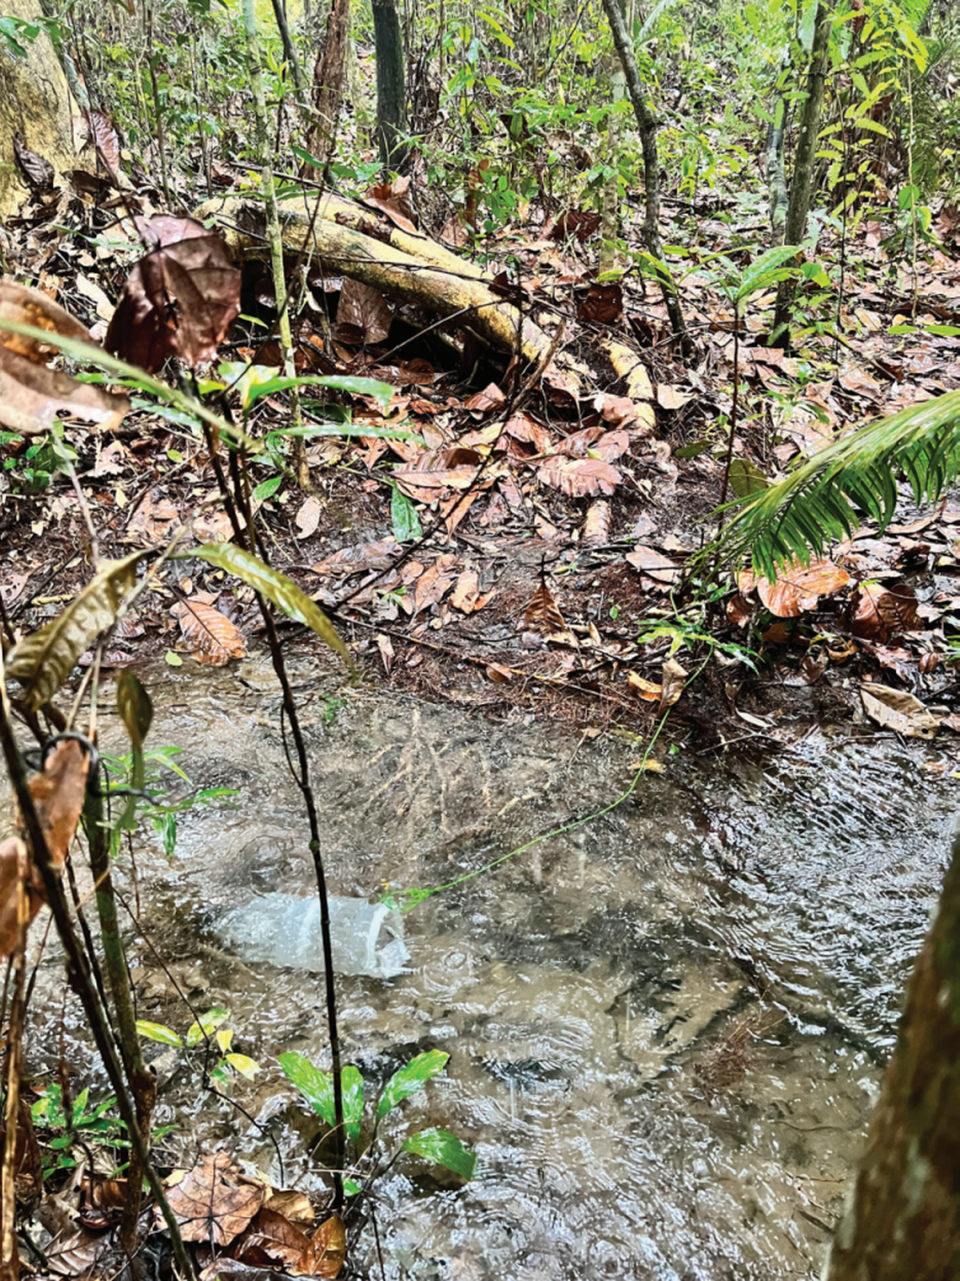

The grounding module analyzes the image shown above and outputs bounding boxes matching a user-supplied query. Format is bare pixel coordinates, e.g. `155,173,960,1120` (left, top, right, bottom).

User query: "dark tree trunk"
825,821,960,1280
303,0,350,178
372,0,407,171
600,0,687,349
772,0,832,346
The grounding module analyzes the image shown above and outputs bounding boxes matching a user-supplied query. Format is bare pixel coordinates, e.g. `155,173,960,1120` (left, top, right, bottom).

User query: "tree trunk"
0,0,93,217
600,0,687,347
772,0,832,346
303,0,350,178
372,0,407,171
825,821,960,1280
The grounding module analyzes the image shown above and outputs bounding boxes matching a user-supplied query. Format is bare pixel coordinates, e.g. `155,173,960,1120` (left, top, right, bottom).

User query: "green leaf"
253,475,282,503
173,543,352,670
278,1053,337,1125
376,1050,449,1124
225,1053,260,1079
165,651,183,667
242,374,396,415
286,418,421,442
5,552,148,712
342,1065,364,1143
136,1021,183,1047
727,458,769,497
391,486,422,542
402,1128,476,1180
343,1178,362,1196
735,245,801,302
186,1008,230,1047
706,388,960,579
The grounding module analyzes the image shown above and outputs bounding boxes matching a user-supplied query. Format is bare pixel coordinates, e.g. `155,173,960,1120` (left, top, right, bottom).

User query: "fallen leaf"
656,384,691,410
413,555,457,615
659,658,687,711
312,540,401,576
628,672,662,701
625,545,682,587
164,1153,263,1246
450,570,491,614
523,579,565,634
582,500,611,544
293,1211,346,1278
172,600,247,666
538,457,621,496
295,496,322,539
860,684,940,738
848,581,921,641
740,558,851,618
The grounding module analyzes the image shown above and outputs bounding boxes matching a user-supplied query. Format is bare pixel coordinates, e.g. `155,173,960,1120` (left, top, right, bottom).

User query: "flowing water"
24,654,959,1279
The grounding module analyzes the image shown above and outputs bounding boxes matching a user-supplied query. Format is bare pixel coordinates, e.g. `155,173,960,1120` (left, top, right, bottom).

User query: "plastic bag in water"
217,894,409,977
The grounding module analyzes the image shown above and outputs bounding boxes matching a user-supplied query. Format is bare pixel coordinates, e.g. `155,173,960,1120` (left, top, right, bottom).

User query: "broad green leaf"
253,475,282,503
376,1050,449,1123
136,1021,183,1047
6,551,148,712
402,1128,476,1180
342,1065,364,1144
225,1053,260,1079
343,1178,362,1196
278,1052,336,1126
238,373,396,414
735,245,801,302
186,1007,229,1047
728,458,769,497
391,486,422,542
174,543,352,670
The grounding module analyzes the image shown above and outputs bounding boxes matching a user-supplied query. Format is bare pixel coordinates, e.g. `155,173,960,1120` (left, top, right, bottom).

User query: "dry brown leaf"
336,277,392,344
504,411,553,454
172,600,247,666
312,539,401,576
234,1206,311,1269
164,1153,264,1246
292,1211,346,1278
464,383,505,412
860,684,940,738
739,558,851,618
628,672,662,701
538,457,621,497
848,581,921,641
485,663,513,683
295,495,322,539
726,593,752,627
656,384,691,411
625,545,682,587
582,500,611,545
450,570,486,614
376,633,395,674
523,580,565,634
262,1189,315,1227
413,555,458,615
659,658,687,712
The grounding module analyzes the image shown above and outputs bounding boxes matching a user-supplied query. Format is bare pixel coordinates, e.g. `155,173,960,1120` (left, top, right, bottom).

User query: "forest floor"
4,177,960,753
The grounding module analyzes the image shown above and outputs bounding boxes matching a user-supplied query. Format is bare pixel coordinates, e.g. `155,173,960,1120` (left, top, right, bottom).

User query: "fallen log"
194,190,568,375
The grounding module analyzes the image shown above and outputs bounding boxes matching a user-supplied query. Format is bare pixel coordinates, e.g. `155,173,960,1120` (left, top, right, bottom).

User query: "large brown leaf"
0,281,130,435
739,558,851,619
106,216,240,372
6,552,147,711
538,457,621,497
171,599,248,667
165,1153,264,1246
292,1213,346,1278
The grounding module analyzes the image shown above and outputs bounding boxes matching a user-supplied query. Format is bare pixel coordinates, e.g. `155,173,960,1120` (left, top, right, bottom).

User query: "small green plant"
100,745,238,858
31,1084,128,1177
136,1007,260,1090
279,1048,476,1195
636,614,759,668
1,429,76,494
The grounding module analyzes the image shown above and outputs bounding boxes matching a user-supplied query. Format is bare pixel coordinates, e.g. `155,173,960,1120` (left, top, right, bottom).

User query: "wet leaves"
860,684,941,738
171,599,248,667
165,1153,263,1245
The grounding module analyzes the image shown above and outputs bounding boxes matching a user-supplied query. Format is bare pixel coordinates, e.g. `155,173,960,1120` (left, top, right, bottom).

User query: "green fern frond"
706,389,960,580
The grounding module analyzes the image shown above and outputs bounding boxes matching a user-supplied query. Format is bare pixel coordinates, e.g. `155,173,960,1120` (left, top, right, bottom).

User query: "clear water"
23,656,958,1279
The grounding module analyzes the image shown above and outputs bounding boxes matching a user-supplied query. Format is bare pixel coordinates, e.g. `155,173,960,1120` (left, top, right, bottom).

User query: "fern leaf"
707,390,960,578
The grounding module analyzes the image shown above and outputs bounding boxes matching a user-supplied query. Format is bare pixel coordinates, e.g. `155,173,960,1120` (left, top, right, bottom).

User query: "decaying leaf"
538,457,621,496
582,500,611,545
106,215,241,372
312,539,402,577
295,495,322,539
172,600,248,667
849,581,922,641
177,543,353,670
450,570,491,614
860,684,940,738
233,1206,311,1269
6,551,147,711
739,558,851,619
292,1211,346,1278
659,658,687,712
625,545,682,587
628,672,661,701
523,578,565,634
413,555,458,615
0,281,130,435
336,277,392,344
164,1153,264,1246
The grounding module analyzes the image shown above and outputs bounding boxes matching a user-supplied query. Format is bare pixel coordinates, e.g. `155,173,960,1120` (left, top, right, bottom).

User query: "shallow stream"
26,655,959,1279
